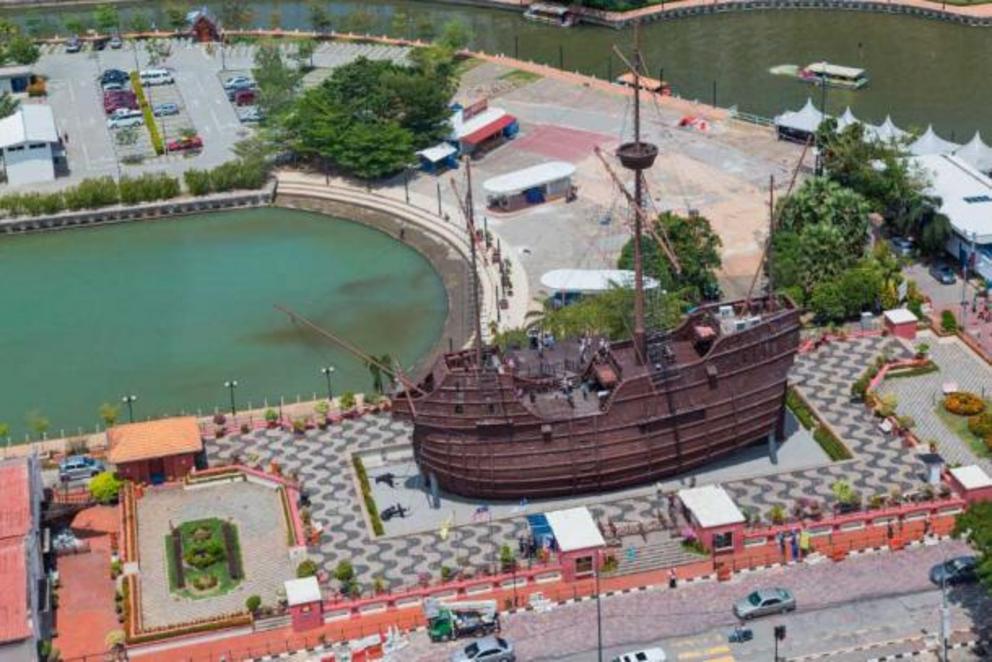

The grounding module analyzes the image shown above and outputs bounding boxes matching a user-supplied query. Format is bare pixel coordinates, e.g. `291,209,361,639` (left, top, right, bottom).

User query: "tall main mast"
615,24,657,365
464,159,485,368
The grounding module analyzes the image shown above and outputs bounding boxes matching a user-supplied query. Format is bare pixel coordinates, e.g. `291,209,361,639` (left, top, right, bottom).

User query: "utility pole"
595,564,603,662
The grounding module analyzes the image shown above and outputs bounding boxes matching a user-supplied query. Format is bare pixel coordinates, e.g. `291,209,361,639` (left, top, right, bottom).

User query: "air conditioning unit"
734,319,748,332
719,305,734,319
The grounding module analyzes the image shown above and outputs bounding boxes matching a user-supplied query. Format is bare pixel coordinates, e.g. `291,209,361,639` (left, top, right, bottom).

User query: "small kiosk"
948,465,992,504
483,161,576,212
416,143,458,174
678,484,746,554
543,507,606,581
284,576,323,632
883,308,918,340
451,100,518,156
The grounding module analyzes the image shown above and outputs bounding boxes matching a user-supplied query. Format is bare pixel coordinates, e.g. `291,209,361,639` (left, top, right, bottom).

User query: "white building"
0,104,61,186
0,65,33,96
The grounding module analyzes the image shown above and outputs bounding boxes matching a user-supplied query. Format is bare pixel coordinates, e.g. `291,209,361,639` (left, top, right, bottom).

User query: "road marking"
678,645,732,660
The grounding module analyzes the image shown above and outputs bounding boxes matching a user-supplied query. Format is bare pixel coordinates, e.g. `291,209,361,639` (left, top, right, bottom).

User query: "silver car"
733,588,796,619
451,636,515,662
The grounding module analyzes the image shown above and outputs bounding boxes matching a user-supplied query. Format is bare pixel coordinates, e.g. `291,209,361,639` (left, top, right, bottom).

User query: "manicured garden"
937,391,992,458
164,518,244,599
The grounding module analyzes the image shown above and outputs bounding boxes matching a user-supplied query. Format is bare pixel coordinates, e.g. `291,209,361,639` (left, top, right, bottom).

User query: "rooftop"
483,161,576,196
883,308,918,325
107,416,203,464
284,576,322,606
544,506,605,552
0,539,29,644
0,459,31,540
912,153,992,243
677,484,745,529
949,465,992,490
0,104,59,149
540,268,660,293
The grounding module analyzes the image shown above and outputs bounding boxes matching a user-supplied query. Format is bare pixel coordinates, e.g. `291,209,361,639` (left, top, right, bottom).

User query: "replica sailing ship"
280,37,802,500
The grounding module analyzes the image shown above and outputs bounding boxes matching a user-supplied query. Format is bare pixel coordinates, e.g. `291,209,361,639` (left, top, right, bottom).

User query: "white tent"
774,98,828,135
953,131,992,174
865,115,908,143
909,125,960,156
540,269,660,293
836,106,860,131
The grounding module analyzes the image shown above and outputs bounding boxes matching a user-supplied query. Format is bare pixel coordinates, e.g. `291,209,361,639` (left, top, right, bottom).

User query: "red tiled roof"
461,114,515,146
0,460,31,540
0,539,29,644
107,416,203,464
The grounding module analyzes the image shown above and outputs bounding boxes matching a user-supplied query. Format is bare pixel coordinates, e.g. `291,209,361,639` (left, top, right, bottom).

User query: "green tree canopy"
252,41,303,121
308,2,333,33
220,0,254,30
438,19,473,51
617,211,722,303
89,472,123,504
93,4,120,33
0,92,19,120
952,501,992,593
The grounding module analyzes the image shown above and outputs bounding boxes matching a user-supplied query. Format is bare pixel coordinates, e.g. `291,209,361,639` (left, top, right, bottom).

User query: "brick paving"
878,335,992,474
135,482,296,629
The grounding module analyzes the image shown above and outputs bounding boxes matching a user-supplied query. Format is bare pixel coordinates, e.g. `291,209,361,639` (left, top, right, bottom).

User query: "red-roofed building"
0,456,49,660
107,416,204,483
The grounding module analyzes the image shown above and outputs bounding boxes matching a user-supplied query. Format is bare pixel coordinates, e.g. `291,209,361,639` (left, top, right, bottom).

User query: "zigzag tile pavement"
205,336,927,588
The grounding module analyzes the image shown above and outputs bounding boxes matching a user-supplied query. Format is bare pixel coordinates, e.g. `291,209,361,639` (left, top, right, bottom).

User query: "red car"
167,135,203,152
233,88,256,106
103,91,137,114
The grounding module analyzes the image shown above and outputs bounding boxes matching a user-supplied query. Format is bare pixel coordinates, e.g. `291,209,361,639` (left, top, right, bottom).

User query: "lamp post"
224,380,238,416
595,561,603,662
121,394,138,423
320,366,335,401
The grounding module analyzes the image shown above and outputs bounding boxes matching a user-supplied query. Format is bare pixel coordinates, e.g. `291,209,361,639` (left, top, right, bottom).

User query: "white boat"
523,3,578,27
798,62,869,90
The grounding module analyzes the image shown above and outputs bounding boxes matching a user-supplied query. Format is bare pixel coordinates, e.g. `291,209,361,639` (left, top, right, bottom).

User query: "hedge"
222,522,242,581
118,173,180,205
170,529,185,588
786,387,816,430
183,159,268,196
813,424,853,461
130,71,164,155
352,455,384,536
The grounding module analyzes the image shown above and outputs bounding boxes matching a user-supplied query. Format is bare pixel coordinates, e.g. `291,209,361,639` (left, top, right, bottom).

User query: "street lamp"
121,394,138,423
224,380,238,416
595,561,603,662
320,366,335,401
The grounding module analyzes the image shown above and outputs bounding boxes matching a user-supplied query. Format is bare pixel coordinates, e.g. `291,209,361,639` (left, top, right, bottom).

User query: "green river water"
0,209,447,441
6,1,992,137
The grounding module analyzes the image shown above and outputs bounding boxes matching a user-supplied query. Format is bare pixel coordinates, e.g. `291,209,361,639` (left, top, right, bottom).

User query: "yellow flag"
439,513,454,541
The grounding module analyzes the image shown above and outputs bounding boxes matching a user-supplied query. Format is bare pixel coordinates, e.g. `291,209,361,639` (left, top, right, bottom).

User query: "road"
395,540,989,662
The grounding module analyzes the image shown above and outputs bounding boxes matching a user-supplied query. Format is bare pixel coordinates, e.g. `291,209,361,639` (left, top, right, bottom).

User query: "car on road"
611,647,667,662
733,588,796,619
889,236,915,257
100,69,129,85
239,107,264,123
153,102,180,117
65,36,82,53
222,75,254,90
109,34,123,49
450,636,515,662
107,110,144,129
930,556,978,585
167,135,203,152
58,455,105,482
929,263,957,285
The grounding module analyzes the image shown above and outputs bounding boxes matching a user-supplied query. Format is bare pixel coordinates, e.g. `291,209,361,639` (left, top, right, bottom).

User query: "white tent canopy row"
953,132,992,174
540,269,661,293
483,161,576,196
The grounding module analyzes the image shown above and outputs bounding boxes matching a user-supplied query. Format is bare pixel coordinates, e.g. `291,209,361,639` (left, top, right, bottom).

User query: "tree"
63,18,86,36
343,9,375,35
252,42,303,120
618,211,722,303
0,422,8,439
308,2,332,34
98,403,120,427
220,0,254,31
5,35,40,65
333,560,355,591
26,410,49,438
390,10,409,37
777,177,872,258
296,559,319,577
438,19,473,51
952,501,992,594
294,39,316,71
128,12,152,33
93,4,120,33
163,3,188,32
414,16,436,41
0,92,19,120
245,595,262,612
89,472,123,504
367,354,393,394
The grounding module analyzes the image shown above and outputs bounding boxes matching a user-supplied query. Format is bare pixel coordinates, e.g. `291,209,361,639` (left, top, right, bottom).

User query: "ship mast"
613,23,658,365
451,160,485,369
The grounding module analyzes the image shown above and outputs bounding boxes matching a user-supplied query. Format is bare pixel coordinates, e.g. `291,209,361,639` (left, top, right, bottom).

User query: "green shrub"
130,71,164,155
340,391,357,411
814,424,853,461
245,595,261,612
118,173,180,205
941,309,958,333
333,560,354,584
184,168,212,196
968,412,992,439
296,559,319,578
183,540,225,569
352,455,384,535
786,388,816,430
89,472,123,504
945,391,985,416
63,177,119,210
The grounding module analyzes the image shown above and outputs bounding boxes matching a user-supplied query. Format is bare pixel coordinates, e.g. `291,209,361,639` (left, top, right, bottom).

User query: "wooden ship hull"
393,297,801,499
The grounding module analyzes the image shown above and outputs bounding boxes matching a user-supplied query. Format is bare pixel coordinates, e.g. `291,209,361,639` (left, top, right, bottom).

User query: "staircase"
253,613,292,632
608,531,703,577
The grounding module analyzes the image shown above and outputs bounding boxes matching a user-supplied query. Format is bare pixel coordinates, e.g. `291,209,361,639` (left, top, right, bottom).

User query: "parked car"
100,69,129,85
104,93,138,114
889,236,915,257
233,88,256,106
109,34,123,49
107,110,144,129
167,135,203,152
733,588,796,620
153,102,180,117
222,75,253,90
930,556,978,585
612,648,667,662
929,263,957,285
139,69,174,86
65,36,82,53
239,107,264,123
226,83,257,101
92,37,109,51
101,80,127,92
450,637,515,662
58,455,105,482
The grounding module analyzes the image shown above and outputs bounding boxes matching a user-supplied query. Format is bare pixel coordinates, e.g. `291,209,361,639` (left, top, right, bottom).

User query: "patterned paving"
206,335,937,589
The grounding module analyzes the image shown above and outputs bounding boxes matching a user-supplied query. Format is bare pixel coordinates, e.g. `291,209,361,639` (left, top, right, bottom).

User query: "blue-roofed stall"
416,143,459,174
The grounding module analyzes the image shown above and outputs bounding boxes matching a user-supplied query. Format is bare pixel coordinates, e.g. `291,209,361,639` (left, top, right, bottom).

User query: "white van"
107,109,143,128
139,68,173,86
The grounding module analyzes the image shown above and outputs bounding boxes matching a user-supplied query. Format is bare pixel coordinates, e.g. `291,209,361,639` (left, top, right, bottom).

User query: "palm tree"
367,353,393,394
0,92,19,120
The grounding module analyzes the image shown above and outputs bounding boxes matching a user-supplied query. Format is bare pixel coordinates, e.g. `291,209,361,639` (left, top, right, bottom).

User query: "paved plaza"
878,334,992,473
135,481,296,628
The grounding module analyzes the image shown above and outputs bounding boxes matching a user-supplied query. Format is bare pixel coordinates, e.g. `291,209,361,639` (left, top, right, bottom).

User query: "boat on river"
523,3,578,27
798,62,869,90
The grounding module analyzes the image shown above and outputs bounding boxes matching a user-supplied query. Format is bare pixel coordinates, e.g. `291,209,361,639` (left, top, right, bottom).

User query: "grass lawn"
164,517,244,600
935,407,992,459
498,69,542,85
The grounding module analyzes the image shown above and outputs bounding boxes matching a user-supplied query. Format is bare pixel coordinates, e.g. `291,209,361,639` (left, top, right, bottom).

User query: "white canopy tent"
540,268,661,293
483,161,576,196
773,98,828,135
836,106,859,131
953,132,992,174
909,125,960,156
865,115,908,143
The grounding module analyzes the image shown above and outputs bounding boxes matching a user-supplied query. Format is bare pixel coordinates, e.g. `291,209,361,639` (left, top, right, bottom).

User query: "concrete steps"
609,533,704,576
253,614,292,632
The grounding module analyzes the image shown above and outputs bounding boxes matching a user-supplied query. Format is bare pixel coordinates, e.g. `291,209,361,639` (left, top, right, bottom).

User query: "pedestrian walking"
668,568,677,589
887,522,894,540
777,531,786,558
62,131,69,144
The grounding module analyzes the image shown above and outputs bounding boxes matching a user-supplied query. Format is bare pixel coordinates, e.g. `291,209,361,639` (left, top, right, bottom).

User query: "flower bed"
944,391,985,416
164,518,243,599
353,455,384,536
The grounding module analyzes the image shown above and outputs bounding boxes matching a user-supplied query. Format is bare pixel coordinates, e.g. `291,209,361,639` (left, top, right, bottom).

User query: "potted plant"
314,400,330,429
240,422,250,434
340,391,357,418
264,408,279,428
291,418,306,435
